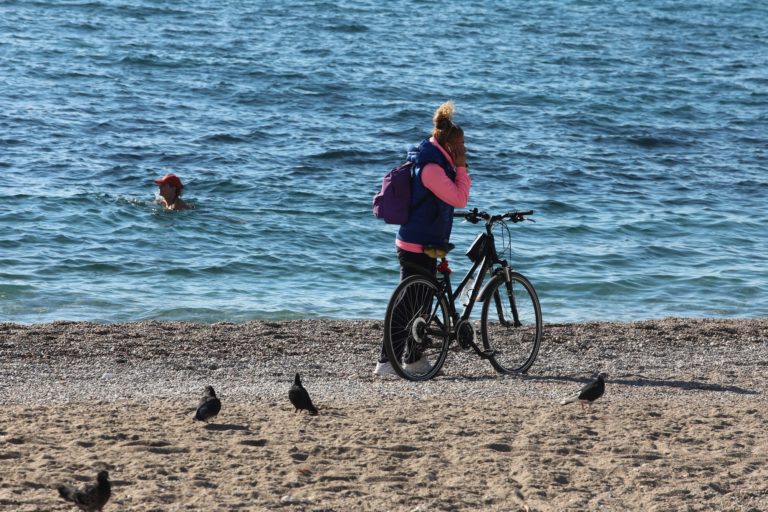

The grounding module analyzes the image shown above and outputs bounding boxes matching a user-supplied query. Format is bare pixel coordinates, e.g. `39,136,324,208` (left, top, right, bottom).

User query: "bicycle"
382,208,542,381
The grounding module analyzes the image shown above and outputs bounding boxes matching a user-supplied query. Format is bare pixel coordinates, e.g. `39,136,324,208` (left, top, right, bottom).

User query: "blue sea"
1,0,766,324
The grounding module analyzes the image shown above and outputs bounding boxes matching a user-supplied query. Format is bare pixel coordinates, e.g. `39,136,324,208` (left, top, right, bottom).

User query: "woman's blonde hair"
431,101,463,147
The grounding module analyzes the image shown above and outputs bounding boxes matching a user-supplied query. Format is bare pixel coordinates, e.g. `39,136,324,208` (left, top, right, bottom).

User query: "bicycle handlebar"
454,208,534,225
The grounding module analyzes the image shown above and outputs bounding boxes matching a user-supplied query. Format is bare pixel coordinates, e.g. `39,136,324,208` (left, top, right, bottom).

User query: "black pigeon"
289,373,318,415
57,470,111,511
561,373,606,411
194,385,222,422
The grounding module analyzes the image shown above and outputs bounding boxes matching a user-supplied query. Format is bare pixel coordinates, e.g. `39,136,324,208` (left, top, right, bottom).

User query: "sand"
1,318,767,511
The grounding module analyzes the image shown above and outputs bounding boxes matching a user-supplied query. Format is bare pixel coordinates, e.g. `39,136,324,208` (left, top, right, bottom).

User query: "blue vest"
397,138,457,247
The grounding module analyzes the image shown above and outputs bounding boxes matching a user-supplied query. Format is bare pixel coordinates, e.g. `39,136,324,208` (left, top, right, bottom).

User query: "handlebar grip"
455,209,533,224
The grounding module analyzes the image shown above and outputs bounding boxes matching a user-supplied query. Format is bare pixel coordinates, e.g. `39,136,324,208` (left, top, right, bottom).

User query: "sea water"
1,0,766,323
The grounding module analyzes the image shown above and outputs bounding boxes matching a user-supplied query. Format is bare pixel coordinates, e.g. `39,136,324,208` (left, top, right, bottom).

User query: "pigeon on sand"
194,385,222,422
289,373,318,415
57,470,111,511
561,373,606,411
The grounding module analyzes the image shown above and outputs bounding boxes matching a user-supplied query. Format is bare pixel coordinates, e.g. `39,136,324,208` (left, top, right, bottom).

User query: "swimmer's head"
154,173,183,191
154,172,184,207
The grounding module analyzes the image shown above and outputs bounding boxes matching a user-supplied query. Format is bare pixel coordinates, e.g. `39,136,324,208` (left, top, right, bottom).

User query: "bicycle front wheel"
383,275,451,381
480,272,542,374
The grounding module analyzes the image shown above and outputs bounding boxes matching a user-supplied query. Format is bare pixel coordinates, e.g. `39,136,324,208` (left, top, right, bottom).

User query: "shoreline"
1,317,767,511
2,317,766,404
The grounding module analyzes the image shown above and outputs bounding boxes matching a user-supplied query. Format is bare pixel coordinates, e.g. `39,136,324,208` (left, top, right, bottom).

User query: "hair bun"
433,101,456,128
437,117,453,130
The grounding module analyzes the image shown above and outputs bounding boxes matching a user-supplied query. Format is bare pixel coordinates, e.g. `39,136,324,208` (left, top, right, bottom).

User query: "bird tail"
560,396,578,405
58,486,75,502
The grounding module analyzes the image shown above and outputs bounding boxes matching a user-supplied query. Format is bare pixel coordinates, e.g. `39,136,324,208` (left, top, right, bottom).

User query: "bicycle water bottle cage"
423,243,455,259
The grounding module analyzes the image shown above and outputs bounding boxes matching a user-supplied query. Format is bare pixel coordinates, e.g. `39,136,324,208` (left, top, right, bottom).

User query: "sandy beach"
1,318,766,511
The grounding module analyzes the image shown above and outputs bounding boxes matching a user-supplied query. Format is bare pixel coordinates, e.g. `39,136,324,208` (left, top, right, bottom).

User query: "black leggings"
378,248,437,363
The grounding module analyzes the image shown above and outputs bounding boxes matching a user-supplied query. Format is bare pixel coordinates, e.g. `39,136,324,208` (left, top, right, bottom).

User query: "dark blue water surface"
1,0,766,323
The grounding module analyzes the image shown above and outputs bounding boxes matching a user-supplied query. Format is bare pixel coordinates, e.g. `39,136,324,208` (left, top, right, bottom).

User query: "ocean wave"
324,22,369,33
117,54,198,69
627,135,693,148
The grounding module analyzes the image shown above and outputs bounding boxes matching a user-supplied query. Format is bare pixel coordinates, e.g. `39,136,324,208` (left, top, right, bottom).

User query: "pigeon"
561,373,606,411
289,373,318,415
57,470,111,511
194,385,222,422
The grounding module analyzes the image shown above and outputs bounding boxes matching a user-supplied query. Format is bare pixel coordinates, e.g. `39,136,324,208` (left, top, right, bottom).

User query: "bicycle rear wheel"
383,275,451,381
480,272,542,373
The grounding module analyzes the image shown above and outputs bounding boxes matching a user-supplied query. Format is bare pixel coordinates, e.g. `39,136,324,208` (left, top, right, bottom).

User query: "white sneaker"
404,356,433,374
374,361,398,377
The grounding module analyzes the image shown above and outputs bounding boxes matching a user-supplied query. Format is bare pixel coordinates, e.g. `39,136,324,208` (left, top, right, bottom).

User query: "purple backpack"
372,161,416,225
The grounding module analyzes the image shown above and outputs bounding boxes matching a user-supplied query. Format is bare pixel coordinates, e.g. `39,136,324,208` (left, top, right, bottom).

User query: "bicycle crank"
456,319,475,352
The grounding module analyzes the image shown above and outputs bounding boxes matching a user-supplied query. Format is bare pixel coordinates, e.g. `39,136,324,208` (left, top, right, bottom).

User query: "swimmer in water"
154,173,189,211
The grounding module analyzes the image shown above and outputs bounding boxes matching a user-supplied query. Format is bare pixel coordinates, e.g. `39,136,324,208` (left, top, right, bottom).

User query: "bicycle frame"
431,221,510,346
444,249,496,323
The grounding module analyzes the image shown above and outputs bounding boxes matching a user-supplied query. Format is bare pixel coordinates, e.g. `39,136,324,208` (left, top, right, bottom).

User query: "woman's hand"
447,136,467,168
452,145,467,168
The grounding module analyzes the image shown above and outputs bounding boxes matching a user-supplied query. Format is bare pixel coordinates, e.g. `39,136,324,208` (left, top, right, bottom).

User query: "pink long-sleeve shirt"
396,137,471,253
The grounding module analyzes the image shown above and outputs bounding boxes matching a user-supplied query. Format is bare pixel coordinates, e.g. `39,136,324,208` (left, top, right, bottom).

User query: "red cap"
154,173,183,188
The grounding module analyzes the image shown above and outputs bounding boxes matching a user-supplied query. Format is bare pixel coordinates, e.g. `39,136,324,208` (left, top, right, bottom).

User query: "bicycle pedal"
457,340,473,352
480,350,496,359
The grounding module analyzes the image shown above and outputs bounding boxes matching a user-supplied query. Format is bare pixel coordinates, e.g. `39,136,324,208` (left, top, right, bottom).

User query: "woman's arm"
421,163,471,208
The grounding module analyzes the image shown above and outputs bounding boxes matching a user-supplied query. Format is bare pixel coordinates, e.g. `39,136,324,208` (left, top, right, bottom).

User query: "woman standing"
375,101,471,376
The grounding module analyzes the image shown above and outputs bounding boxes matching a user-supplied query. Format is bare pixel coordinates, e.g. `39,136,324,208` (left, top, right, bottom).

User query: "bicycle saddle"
423,243,455,259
